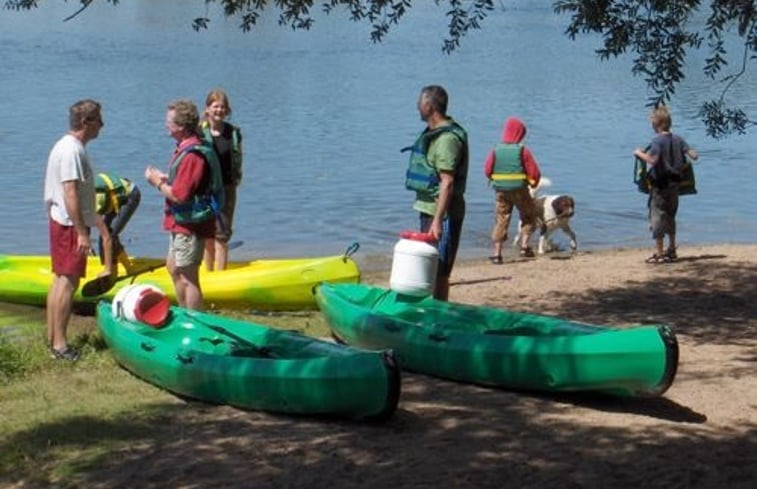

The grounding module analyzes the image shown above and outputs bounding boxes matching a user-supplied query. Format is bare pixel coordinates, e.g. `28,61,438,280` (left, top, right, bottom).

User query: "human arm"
109,184,140,236
61,180,92,256
430,171,454,240
483,149,495,179
521,147,542,187
427,132,461,240
144,165,175,201
633,147,659,166
95,215,114,276
233,127,243,185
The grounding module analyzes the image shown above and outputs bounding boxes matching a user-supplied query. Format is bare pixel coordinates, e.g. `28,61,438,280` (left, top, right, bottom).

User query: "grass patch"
0,307,50,381
0,301,339,487
0,359,180,487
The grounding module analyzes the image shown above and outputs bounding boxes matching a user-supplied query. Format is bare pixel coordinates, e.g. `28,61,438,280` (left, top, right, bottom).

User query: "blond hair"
205,89,232,117
650,106,672,132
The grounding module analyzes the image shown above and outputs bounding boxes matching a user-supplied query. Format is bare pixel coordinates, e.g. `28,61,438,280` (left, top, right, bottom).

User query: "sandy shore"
57,245,757,487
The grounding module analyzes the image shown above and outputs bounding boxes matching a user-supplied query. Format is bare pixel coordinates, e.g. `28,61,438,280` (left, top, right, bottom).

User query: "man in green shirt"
404,85,469,300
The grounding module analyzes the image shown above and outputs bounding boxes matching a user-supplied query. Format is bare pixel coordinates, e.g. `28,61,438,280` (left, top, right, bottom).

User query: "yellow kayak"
0,248,360,311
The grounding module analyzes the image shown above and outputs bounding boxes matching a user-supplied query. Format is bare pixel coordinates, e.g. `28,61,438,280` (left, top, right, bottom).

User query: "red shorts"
49,218,88,278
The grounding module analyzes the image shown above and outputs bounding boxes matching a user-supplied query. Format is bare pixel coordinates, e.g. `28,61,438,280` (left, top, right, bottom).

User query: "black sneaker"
51,346,80,361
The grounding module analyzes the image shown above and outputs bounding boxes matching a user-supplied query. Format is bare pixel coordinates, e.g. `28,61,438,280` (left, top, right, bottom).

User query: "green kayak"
96,301,400,420
314,283,678,397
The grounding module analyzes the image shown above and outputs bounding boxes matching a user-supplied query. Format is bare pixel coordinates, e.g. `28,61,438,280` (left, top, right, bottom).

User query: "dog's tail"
529,176,552,198
536,176,552,189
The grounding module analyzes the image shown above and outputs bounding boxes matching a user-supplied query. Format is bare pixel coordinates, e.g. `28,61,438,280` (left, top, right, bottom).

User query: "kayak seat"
230,344,276,359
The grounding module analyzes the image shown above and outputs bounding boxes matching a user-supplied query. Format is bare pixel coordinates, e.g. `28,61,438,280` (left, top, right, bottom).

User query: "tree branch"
63,0,93,22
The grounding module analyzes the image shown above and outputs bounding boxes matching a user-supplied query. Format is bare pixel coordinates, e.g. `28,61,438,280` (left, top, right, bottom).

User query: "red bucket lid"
400,230,438,244
134,289,170,328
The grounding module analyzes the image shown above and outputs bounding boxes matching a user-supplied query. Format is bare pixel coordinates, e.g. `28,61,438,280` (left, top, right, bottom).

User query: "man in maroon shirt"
145,99,217,310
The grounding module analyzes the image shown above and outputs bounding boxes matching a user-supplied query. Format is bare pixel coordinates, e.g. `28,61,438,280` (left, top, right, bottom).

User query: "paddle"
81,263,165,297
80,240,245,297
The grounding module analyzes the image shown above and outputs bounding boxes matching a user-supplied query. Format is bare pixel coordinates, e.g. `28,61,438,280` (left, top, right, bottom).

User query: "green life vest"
95,172,134,214
404,121,468,198
200,121,242,184
168,143,225,225
490,143,527,191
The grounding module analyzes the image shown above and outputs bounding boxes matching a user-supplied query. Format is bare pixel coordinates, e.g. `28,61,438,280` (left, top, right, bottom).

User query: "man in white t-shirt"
43,99,112,361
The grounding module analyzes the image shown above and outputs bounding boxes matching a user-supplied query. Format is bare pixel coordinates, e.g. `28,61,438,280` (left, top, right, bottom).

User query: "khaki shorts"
168,232,205,268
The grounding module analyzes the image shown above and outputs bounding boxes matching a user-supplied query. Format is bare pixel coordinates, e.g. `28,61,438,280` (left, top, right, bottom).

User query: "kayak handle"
176,352,194,364
428,333,448,343
343,242,360,261
140,342,155,352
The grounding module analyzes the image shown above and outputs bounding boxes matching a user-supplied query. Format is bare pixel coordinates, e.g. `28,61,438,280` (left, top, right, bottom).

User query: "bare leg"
46,277,58,346
215,240,228,271
167,254,187,307
175,264,203,310
655,237,665,256
47,274,78,351
203,240,215,272
492,241,503,259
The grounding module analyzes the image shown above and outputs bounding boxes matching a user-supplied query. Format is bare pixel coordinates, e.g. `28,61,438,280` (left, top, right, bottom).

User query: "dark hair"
420,85,448,115
69,99,102,131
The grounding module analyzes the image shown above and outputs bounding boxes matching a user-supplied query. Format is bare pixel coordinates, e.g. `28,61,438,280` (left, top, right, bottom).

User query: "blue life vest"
404,121,468,197
168,143,225,224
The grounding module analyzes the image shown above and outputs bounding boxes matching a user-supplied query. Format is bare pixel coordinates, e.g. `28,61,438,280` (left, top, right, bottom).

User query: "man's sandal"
645,253,671,264
520,247,535,258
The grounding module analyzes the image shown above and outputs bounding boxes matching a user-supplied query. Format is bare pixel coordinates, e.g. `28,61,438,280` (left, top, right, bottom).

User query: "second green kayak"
314,282,678,397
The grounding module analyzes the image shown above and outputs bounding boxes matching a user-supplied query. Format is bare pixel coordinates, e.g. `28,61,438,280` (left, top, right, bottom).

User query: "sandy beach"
63,243,757,489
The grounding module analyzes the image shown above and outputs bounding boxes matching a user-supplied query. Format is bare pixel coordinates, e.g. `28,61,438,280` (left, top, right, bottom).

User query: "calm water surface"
1,1,755,270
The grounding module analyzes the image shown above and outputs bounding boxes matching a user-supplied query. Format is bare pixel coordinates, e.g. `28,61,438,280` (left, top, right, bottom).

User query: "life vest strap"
406,171,439,184
98,173,122,213
491,173,527,181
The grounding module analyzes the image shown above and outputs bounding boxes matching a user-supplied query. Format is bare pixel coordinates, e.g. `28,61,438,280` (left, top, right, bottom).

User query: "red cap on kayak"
133,289,170,328
400,230,438,244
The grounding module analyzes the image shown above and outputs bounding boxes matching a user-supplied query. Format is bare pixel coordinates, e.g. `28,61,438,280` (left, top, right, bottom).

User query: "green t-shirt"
413,129,467,219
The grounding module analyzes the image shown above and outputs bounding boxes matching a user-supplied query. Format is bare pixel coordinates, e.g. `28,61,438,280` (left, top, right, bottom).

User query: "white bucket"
112,284,170,328
389,235,439,296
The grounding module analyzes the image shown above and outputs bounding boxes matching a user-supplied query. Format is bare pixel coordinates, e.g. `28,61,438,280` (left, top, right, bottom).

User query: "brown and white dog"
514,184,577,254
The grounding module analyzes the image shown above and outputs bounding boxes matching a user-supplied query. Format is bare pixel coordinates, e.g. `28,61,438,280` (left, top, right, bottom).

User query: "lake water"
1,1,755,270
